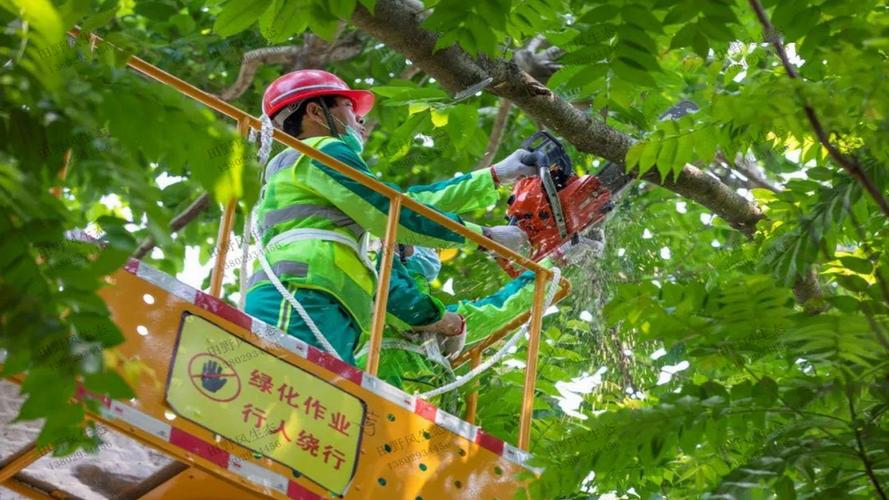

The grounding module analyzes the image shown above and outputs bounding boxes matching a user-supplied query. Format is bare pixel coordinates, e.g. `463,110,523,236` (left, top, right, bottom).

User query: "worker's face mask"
316,113,365,154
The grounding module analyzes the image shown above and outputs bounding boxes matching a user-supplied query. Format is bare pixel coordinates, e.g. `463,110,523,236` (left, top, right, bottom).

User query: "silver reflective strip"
264,204,360,233
269,84,347,105
264,149,299,181
264,204,348,226
247,261,309,289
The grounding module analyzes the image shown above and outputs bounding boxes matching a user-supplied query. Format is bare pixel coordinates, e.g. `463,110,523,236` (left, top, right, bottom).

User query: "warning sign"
166,314,365,494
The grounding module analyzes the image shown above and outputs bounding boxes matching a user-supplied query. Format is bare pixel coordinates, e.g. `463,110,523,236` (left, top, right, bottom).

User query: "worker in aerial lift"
245,69,540,366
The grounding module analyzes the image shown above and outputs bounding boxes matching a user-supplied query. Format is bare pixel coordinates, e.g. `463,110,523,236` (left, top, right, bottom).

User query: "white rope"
257,114,274,169
419,266,561,399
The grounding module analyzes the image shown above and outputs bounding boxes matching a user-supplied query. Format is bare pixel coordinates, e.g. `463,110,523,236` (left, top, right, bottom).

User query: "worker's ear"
305,101,328,129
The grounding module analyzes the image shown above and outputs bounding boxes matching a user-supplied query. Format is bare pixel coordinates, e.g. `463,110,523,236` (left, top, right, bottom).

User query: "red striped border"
169,427,230,468
476,430,505,456
195,291,253,330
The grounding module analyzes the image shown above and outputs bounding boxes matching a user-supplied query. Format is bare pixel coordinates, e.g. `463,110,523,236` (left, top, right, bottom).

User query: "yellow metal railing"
69,29,567,451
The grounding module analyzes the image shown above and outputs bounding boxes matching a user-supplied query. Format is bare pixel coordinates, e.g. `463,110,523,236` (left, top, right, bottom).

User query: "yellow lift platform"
0,31,570,499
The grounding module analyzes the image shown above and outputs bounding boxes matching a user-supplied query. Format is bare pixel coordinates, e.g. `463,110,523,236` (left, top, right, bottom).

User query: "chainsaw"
496,101,699,276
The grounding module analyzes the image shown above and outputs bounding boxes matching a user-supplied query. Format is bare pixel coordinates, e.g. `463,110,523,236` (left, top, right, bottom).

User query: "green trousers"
244,284,361,365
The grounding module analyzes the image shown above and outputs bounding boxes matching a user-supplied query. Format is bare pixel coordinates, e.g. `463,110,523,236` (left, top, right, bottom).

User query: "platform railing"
66,28,568,451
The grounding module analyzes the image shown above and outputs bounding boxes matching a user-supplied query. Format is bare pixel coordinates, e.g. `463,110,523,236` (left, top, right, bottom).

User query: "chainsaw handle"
520,150,543,167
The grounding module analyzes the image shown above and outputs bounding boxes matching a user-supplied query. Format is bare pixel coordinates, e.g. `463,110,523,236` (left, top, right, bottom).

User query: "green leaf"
83,371,135,399
578,4,620,23
694,128,717,162
134,1,178,20
621,4,663,34
638,140,660,175
827,295,859,313
259,0,309,43
214,0,270,37
836,274,870,293
80,7,118,32
663,2,698,25
625,142,646,171
691,30,709,59
18,368,76,420
753,377,778,405
308,3,341,41
670,24,697,50
613,57,658,87
328,0,358,19
674,133,694,172
697,18,735,43
839,256,872,274
655,137,677,180
565,63,608,88
774,475,797,500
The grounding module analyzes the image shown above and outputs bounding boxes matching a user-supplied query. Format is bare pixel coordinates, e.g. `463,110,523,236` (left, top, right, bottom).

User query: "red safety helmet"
262,69,374,126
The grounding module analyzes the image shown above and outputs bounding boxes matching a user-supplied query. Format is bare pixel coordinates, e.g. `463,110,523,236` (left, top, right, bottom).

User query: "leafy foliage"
1,0,888,498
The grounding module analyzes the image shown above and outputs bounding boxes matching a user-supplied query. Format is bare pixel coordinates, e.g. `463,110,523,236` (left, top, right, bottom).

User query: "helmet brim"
280,88,375,117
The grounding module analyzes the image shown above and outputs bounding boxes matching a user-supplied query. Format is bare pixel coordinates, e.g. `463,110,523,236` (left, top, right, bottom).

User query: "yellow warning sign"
166,313,365,494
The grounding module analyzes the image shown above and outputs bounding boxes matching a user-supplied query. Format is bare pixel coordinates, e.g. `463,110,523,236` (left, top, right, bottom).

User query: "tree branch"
351,0,764,236
477,100,511,168
132,193,210,259
721,151,782,193
847,393,888,500
218,46,302,101
748,0,889,218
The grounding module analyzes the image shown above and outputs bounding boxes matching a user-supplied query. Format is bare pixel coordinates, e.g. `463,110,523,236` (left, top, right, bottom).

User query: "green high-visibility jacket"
246,135,499,335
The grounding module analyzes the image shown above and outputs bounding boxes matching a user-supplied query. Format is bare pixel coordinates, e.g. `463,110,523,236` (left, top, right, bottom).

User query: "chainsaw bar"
540,164,568,239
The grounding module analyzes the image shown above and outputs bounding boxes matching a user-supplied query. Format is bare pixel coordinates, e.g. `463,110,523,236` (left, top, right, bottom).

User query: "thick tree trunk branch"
641,165,762,234
749,0,889,218
352,0,764,236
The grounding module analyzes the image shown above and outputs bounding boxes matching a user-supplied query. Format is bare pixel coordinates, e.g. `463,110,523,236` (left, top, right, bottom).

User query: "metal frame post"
365,197,402,375
517,270,550,450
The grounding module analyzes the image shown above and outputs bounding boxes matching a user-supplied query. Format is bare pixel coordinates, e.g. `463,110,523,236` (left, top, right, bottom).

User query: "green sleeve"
447,259,561,344
384,256,445,333
448,271,536,344
296,140,483,248
405,168,499,215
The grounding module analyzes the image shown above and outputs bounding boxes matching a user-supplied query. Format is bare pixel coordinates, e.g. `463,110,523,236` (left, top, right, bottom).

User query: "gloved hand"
409,312,467,361
411,312,465,337
491,148,537,186
482,225,531,256
436,330,466,361
551,233,605,266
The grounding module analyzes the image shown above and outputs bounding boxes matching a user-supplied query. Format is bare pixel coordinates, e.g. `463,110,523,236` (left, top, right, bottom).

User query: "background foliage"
1,0,887,497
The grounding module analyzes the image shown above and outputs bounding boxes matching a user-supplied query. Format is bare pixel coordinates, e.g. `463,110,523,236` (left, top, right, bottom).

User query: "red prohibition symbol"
188,353,242,402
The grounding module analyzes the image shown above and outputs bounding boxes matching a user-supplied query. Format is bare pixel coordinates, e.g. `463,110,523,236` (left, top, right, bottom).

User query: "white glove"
408,313,467,361
491,148,537,185
437,330,466,361
411,312,464,337
551,235,605,266
483,225,531,256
